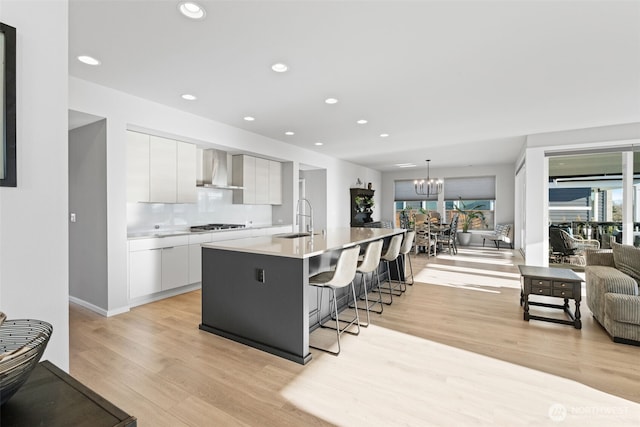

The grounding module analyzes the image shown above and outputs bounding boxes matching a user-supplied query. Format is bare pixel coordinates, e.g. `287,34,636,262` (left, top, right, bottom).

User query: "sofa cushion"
611,241,640,284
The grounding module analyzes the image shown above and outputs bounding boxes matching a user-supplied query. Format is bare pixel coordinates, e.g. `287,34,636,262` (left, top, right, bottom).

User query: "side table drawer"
531,285,552,296
530,279,551,288
553,288,574,298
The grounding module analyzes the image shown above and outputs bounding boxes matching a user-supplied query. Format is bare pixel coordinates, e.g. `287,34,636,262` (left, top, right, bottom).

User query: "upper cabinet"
127,131,151,203
176,142,197,203
126,131,196,204
232,154,282,205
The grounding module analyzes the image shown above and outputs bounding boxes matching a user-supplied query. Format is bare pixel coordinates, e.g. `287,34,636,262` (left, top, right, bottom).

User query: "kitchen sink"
274,232,313,239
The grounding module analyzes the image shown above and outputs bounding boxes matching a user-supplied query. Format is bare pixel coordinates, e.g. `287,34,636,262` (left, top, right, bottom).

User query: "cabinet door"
232,155,256,204
149,136,177,203
129,249,162,299
188,244,202,284
161,245,189,290
254,157,270,204
176,141,196,203
268,160,282,205
126,131,150,203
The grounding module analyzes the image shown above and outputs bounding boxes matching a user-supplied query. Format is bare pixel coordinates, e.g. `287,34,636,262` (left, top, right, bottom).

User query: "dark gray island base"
199,228,405,364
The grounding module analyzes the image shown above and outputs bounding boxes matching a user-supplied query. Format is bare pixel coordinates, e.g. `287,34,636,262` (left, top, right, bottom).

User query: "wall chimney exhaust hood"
196,148,243,189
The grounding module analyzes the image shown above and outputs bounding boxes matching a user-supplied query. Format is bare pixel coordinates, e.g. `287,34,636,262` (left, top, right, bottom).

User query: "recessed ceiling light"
181,94,197,101
285,131,295,136
395,163,416,168
77,55,101,66
325,98,338,104
356,119,368,125
178,1,206,19
314,142,323,146
244,116,255,121
271,63,288,73
380,133,389,138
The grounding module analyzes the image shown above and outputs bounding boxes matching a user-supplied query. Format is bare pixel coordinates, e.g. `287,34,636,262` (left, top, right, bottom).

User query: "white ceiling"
68,0,640,172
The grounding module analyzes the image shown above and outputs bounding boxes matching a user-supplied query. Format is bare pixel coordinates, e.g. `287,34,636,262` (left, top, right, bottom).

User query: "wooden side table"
1,360,136,427
518,265,583,329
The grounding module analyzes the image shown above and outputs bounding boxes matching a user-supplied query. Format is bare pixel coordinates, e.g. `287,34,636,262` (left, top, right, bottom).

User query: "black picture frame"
1,22,16,187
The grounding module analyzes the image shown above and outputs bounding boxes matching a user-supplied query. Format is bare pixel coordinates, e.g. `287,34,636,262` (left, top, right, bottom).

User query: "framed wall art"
1,22,16,187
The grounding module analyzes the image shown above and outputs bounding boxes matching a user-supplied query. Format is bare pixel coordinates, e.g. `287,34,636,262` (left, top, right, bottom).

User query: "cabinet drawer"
529,279,551,288
531,285,552,296
552,288,574,298
553,281,573,290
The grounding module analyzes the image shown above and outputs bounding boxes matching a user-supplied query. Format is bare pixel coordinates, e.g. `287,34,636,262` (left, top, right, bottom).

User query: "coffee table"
518,265,583,329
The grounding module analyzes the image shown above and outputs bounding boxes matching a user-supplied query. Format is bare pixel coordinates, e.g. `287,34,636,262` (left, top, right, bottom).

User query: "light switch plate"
70,213,77,223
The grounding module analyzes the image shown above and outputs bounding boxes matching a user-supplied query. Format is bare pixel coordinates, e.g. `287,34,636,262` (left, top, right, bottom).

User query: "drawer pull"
561,291,565,296
538,281,543,285
560,283,566,287
538,289,543,293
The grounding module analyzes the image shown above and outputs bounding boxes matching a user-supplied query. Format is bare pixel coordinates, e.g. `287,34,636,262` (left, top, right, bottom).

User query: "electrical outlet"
70,213,77,223
255,268,265,283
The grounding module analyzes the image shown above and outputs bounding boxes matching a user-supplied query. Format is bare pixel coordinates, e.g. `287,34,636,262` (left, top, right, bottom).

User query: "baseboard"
129,283,201,308
68,296,130,317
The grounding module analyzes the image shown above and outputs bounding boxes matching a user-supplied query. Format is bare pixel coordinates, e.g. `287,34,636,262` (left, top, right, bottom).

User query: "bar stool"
399,231,416,287
309,245,361,355
377,234,404,304
350,239,384,327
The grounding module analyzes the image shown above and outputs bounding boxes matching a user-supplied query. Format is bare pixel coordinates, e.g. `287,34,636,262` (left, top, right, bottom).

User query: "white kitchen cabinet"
161,245,189,290
128,235,190,300
176,141,197,203
268,160,282,205
188,233,212,284
149,136,177,203
127,131,196,204
188,244,202,284
126,131,150,203
129,248,162,299
232,155,256,204
232,155,282,205
254,157,270,204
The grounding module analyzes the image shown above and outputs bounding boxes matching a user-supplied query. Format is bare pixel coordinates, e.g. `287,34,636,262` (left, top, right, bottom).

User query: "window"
394,176,496,229
444,177,496,230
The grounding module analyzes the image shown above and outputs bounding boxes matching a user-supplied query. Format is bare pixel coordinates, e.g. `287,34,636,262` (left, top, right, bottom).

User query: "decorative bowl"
0,318,53,405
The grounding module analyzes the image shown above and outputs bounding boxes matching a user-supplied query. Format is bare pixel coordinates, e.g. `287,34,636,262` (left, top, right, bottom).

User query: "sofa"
585,241,640,345
480,224,513,250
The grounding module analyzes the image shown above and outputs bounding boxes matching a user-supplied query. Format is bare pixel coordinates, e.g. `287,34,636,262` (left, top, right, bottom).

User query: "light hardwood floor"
69,246,640,426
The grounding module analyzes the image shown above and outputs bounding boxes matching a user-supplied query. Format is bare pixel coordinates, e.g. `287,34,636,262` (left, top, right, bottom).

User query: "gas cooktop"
190,223,246,232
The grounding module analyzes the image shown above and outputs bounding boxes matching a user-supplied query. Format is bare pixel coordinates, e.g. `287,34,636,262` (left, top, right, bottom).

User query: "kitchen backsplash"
127,188,272,233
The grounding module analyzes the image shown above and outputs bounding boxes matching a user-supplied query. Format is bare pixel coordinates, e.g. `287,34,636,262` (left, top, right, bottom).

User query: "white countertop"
201,227,406,259
127,224,292,239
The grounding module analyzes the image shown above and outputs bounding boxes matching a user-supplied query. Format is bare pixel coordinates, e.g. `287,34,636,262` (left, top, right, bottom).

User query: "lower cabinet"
160,245,189,291
128,226,294,304
129,248,162,299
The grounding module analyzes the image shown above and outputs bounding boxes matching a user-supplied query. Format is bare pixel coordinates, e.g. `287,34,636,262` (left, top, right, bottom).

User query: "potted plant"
354,195,374,213
454,199,486,246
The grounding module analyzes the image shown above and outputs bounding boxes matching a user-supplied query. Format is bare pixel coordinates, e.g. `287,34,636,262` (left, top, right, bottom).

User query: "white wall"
69,77,381,314
0,0,69,370
381,163,516,244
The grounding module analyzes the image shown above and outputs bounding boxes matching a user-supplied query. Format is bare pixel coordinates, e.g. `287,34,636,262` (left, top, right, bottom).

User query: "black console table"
1,360,136,427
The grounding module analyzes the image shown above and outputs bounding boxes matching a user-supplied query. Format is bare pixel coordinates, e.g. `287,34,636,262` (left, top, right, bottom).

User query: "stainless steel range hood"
196,148,243,189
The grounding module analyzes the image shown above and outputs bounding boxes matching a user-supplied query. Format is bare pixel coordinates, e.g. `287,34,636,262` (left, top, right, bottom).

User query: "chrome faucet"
296,198,314,235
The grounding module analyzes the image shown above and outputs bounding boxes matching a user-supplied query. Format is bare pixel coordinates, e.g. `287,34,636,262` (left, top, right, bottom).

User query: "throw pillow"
611,241,640,283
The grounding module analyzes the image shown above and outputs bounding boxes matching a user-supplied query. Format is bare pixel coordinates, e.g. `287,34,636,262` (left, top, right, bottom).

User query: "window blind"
443,176,496,200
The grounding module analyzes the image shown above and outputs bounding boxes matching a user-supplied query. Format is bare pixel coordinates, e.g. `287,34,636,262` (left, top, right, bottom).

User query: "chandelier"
414,159,443,196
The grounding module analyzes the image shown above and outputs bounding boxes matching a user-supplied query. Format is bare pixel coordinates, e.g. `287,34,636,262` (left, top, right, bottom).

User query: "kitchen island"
199,227,405,364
